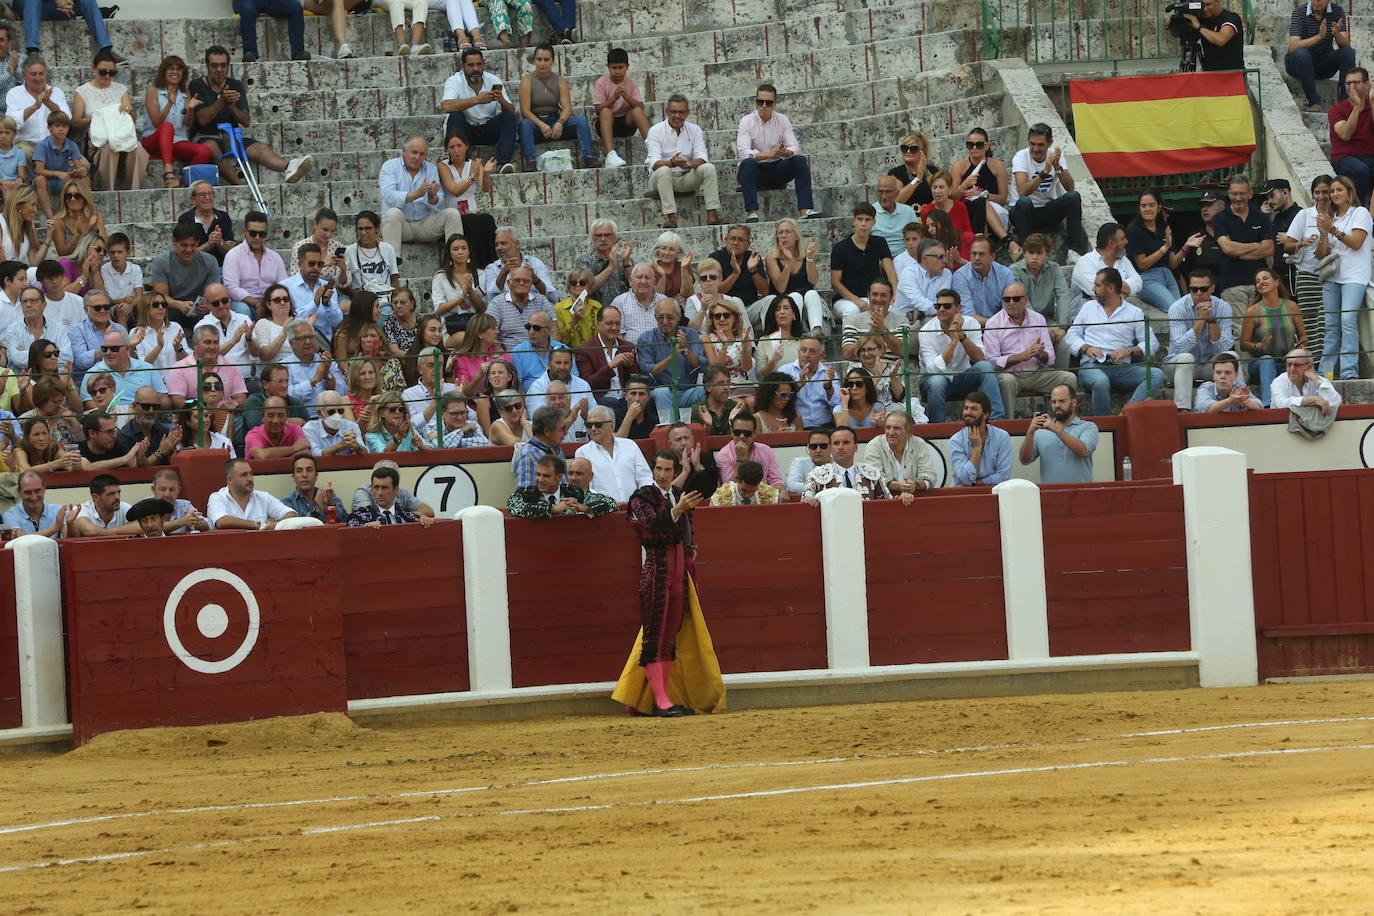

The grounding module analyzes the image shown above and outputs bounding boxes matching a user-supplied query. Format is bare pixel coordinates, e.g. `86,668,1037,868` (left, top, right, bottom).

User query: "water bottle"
1121,457,1133,481
326,504,337,524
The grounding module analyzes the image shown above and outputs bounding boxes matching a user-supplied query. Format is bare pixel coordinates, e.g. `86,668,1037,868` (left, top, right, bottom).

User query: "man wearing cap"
1286,0,1354,111
1261,178,1303,289
126,498,173,538
1180,190,1227,286
1329,67,1374,204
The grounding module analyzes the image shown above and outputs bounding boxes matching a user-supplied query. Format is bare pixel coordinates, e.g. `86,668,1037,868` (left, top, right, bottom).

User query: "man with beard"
949,391,1011,486
527,347,592,416
1018,383,1098,483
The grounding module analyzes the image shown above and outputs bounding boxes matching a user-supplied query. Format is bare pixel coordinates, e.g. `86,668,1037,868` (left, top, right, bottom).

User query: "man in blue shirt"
2,470,74,537
510,406,568,489
1018,383,1098,483
781,333,840,428
507,309,575,389
952,236,1016,322
636,298,706,422
67,290,126,375
378,135,464,251
282,244,343,340
1164,269,1235,412
949,391,1011,486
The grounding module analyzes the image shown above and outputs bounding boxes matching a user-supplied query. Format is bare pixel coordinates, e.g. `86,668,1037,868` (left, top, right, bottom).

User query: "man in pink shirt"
222,210,286,317
592,47,649,169
735,81,822,223
245,396,310,460
712,411,785,495
982,281,1077,416
166,324,249,411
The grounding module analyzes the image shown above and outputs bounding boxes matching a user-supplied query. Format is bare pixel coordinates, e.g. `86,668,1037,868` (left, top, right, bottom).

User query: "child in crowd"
33,112,89,219
0,116,28,196
593,47,650,169
100,232,144,324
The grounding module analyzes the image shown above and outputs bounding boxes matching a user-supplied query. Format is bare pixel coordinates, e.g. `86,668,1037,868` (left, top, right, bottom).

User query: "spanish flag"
1069,72,1256,179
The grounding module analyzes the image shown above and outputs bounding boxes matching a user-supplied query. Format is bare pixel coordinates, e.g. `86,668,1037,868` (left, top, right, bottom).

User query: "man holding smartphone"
1018,383,1098,484
441,48,518,174
282,243,343,340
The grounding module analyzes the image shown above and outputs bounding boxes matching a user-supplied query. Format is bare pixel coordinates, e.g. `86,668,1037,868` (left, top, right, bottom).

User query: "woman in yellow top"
554,267,600,348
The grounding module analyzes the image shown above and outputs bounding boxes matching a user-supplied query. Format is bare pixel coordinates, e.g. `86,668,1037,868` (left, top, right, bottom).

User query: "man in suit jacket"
507,454,618,518
348,467,437,527
575,304,636,402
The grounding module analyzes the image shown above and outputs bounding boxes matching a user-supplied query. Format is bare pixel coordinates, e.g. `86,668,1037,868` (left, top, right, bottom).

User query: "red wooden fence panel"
1041,483,1190,655
62,529,347,744
505,514,644,688
692,503,827,673
1250,470,1374,678
0,550,19,730
338,520,468,700
863,495,1008,665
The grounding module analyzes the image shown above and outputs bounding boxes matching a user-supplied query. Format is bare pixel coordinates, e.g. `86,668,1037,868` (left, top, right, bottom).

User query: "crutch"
217,121,269,219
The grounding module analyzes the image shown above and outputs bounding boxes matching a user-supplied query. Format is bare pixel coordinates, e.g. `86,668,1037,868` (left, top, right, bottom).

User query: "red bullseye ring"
163,568,261,674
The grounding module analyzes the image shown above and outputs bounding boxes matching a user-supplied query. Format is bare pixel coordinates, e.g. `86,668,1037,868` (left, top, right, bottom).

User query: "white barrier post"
1172,446,1258,687
7,534,66,727
993,479,1050,660
816,487,869,669
456,505,512,691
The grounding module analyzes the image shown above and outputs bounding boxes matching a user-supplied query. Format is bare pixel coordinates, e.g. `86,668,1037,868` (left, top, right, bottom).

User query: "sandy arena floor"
1,682,1372,914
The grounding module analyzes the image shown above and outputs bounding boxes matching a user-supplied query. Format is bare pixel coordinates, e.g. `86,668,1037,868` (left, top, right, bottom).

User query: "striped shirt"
1289,2,1346,57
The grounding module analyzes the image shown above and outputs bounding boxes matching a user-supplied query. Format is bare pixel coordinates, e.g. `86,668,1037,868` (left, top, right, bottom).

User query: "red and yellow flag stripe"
1069,72,1256,179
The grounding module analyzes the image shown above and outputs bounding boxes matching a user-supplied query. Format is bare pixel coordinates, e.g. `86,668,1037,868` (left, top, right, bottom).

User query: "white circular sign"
163,568,260,674
921,437,950,489
412,464,479,516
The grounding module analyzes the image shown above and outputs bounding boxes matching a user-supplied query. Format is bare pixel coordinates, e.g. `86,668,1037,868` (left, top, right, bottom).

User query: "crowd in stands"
0,2,1357,533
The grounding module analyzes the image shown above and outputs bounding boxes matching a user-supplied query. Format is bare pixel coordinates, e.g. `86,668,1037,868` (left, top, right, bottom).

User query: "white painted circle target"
163,568,260,674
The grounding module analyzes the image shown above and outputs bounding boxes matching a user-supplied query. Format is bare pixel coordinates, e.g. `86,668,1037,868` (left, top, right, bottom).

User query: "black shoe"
291,52,310,61
100,5,119,19
242,51,259,63
103,47,127,64
654,704,695,717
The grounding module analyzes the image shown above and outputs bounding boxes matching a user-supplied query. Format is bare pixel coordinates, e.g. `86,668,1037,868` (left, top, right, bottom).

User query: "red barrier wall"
863,495,1008,665
504,515,643,687
338,521,468,700
692,504,827,672
1250,469,1374,679
62,529,347,743
1041,483,1191,655
0,550,19,730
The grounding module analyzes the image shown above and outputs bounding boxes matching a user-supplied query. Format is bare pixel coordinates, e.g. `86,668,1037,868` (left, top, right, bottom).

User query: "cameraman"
1285,0,1354,111
1183,0,1244,71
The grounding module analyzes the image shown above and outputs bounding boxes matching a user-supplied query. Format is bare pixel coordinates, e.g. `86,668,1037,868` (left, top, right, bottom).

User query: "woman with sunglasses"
131,291,187,370
140,55,214,187
13,417,88,472
849,331,908,410
889,131,939,208
683,257,745,333
1,187,47,266
554,267,600,348
692,364,743,435
18,337,80,414
46,181,106,261
248,282,295,363
487,388,531,446
751,370,800,433
70,49,150,192
754,293,804,378
365,390,431,452
431,233,486,341
701,298,753,399
174,372,236,456
834,366,886,429
951,128,1015,256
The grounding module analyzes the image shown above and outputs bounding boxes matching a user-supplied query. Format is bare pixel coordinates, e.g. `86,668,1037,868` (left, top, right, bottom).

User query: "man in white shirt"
402,346,457,430
645,93,720,230
72,474,138,537
193,282,252,371
894,239,953,320
0,260,25,337
304,390,368,455
917,289,1005,422
1065,267,1166,417
208,458,298,530
1070,222,1142,311
36,259,84,331
378,135,464,250
1008,122,1086,257
440,48,517,173
4,56,69,152
1270,347,1342,412
575,404,652,502
735,81,822,223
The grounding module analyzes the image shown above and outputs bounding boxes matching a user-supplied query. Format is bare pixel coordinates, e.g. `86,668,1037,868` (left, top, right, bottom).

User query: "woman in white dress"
69,50,150,191
248,283,296,365
131,291,188,370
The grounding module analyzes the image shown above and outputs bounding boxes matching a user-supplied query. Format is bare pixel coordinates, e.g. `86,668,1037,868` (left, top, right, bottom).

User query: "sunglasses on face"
151,301,167,308
384,406,404,414
202,381,223,390
936,302,958,310
97,68,116,77
925,252,946,260
732,428,753,437
755,98,775,106
587,420,610,428
900,144,922,153
844,380,866,388
699,274,720,281
100,344,124,353
63,192,82,200
1001,295,1024,303
776,391,794,399
712,313,732,321
41,349,59,358
268,295,291,303
807,442,829,450
246,229,268,239
966,140,987,149
501,403,523,412
89,303,112,311
524,324,548,331
569,279,589,286
1189,286,1211,293
135,401,160,411
91,385,112,395
92,246,105,254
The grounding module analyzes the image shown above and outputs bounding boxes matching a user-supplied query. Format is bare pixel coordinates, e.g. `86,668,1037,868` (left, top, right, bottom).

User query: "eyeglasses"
92,246,105,253
924,252,946,260
900,144,922,153
732,428,754,437
356,224,376,232
135,401,161,411
384,406,404,414
1001,294,1025,303
776,391,794,399
246,229,267,238
88,303,112,311
807,442,829,450
500,403,523,412
569,279,589,286
41,349,59,357
524,323,548,331
192,190,214,197
1188,285,1211,293
151,301,167,308
268,295,291,303
207,297,230,306
587,420,610,428
91,385,113,395
844,380,867,388
592,232,614,238
99,344,125,352
966,140,987,149
63,192,82,200
97,68,116,77
201,381,223,391
755,98,775,106
698,274,720,281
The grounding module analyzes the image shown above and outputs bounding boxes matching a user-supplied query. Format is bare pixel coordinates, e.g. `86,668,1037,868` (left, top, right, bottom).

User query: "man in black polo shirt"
829,202,896,320
1181,191,1226,282
1212,175,1275,310
1285,0,1354,110
709,224,770,321
1260,178,1303,288
1183,0,1244,72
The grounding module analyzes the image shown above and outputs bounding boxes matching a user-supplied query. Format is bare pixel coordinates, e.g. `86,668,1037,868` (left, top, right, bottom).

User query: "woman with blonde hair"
47,180,105,259
684,257,744,332
1315,174,1372,379
58,231,106,295
1,186,48,266
131,291,187,370
701,298,753,397
487,388,531,445
652,229,694,302
451,312,503,390
888,131,939,207
765,218,825,332
366,389,431,452
555,266,600,347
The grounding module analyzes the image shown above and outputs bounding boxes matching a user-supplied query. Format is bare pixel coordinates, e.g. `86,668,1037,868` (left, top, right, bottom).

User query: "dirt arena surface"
1,683,1372,914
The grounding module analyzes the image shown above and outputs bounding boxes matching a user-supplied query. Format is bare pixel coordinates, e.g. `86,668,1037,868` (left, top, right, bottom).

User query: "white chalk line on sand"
3,741,1373,875
2,715,1372,841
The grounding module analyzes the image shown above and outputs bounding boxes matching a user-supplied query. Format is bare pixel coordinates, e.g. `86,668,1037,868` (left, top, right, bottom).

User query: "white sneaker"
603,150,626,168
416,43,433,55
398,43,410,56
285,155,315,184
336,43,354,59
1066,249,1082,265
